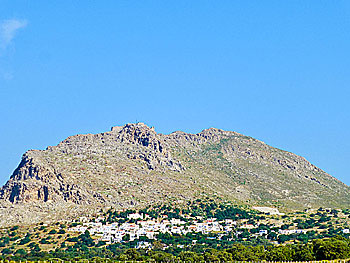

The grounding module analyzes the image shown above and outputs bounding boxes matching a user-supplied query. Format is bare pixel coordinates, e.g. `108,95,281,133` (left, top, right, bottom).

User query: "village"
70,212,234,245
1,204,350,261
68,207,350,249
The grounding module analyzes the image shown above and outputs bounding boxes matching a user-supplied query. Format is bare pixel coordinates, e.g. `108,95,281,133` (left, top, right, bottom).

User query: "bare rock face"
0,151,103,205
112,123,184,171
1,153,58,203
0,122,349,227
113,123,162,152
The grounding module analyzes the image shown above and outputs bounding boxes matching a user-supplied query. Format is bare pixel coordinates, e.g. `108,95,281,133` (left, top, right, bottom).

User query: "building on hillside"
128,213,143,220
342,229,350,234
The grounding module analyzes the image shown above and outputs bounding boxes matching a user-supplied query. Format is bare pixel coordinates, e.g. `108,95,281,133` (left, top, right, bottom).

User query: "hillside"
0,123,349,226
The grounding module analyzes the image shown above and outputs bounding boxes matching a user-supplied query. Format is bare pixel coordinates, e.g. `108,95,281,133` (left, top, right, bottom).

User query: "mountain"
0,123,349,226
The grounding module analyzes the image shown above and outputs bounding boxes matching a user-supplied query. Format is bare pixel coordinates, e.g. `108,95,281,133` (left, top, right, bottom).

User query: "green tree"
15,248,27,256
313,238,350,260
122,248,142,260
151,251,174,262
19,233,31,245
48,229,57,234
204,251,220,262
122,234,130,242
178,251,203,262
294,244,315,261
267,245,295,261
218,251,233,262
1,248,12,255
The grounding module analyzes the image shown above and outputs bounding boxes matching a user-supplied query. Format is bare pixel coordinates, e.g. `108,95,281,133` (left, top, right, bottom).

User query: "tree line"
2,234,350,262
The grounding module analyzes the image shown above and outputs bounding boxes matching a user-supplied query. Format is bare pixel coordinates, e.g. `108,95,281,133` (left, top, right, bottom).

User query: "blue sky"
0,1,349,186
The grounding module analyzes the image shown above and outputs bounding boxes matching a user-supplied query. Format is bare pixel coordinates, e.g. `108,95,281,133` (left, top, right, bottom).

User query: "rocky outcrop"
1,153,56,203
0,152,103,205
112,123,184,171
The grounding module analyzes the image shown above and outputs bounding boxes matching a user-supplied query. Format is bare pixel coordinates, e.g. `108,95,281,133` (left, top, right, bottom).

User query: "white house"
128,213,143,220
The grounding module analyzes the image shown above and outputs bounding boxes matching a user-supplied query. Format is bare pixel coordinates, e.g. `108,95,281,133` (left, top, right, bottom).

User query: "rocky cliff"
0,123,349,226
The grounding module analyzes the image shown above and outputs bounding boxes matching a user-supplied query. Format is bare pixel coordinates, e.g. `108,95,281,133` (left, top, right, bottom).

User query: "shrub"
48,229,57,234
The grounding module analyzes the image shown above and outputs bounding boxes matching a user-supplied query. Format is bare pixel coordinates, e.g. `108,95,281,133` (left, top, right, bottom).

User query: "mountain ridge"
0,123,349,227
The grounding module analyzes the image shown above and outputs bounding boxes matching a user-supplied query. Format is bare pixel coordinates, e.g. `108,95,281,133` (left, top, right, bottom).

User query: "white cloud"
0,19,28,49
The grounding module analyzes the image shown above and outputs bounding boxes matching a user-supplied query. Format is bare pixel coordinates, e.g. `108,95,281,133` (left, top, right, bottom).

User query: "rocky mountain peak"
112,123,162,152
197,127,228,142
111,122,155,133
0,123,349,227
